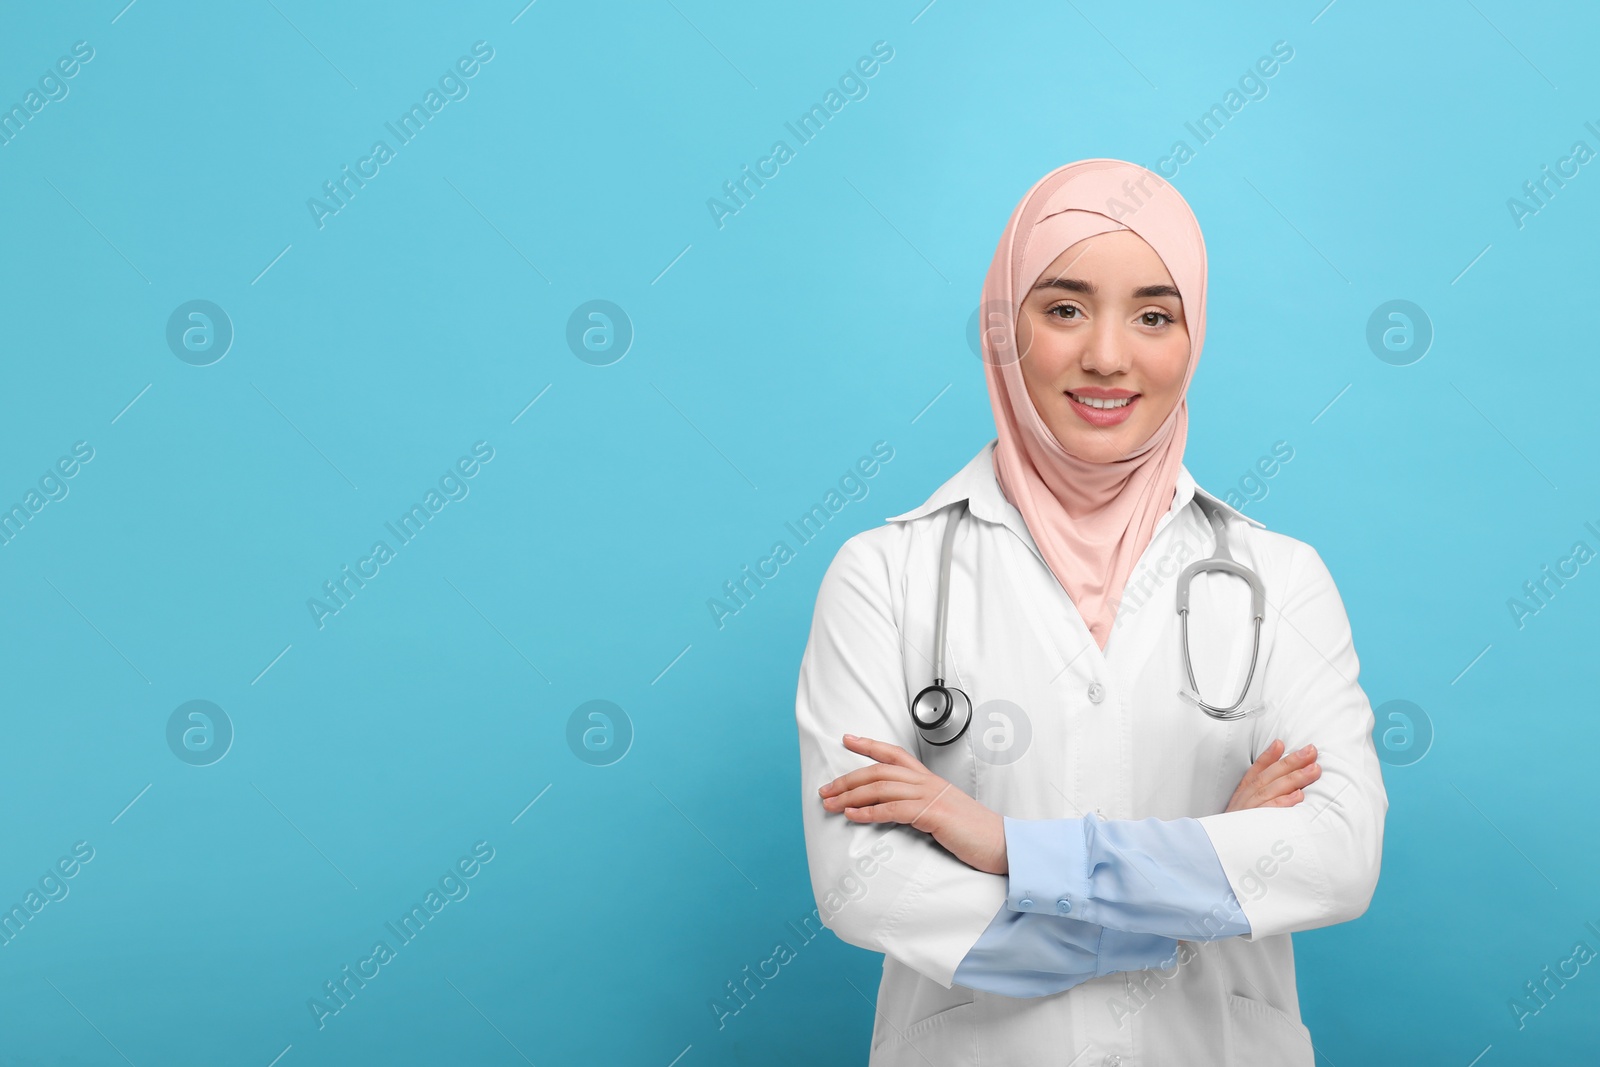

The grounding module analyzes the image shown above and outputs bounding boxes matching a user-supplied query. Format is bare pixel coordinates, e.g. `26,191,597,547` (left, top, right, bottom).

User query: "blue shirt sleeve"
1002,814,1251,941
951,900,1181,997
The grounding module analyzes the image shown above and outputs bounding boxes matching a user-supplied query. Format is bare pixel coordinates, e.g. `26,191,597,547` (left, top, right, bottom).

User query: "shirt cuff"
1093,927,1181,978
951,902,1100,998
1003,814,1091,917
1006,813,1252,940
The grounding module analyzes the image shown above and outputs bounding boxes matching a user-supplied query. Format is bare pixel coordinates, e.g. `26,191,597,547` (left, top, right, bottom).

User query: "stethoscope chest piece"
911,679,972,746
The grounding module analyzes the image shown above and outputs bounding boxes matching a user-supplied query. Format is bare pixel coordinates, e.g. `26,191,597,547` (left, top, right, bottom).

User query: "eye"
1141,310,1177,327
1045,302,1082,320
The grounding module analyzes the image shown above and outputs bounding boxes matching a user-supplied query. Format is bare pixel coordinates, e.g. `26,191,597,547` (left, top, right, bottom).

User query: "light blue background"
1,1,1596,1063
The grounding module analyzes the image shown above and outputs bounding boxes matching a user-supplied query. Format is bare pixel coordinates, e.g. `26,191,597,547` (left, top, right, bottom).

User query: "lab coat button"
1056,898,1071,913
1087,682,1105,704
1019,897,1034,909
1102,1056,1123,1067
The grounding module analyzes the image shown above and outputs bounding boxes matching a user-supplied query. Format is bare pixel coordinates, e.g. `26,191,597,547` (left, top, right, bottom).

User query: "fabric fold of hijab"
978,159,1209,651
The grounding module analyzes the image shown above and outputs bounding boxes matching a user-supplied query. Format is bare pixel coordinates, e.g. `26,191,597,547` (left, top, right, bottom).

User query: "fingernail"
844,733,858,741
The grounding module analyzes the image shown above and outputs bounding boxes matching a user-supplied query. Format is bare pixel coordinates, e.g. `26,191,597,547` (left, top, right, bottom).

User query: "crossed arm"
817,735,1320,996
817,734,1319,876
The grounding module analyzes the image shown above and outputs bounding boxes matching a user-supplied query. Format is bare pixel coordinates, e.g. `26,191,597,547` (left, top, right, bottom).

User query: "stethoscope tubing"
909,493,1267,746
908,501,973,745
1176,498,1267,719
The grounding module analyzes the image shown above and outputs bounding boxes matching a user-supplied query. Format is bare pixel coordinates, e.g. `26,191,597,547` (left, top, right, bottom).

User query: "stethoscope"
908,494,1266,746
909,501,974,745
1176,495,1266,719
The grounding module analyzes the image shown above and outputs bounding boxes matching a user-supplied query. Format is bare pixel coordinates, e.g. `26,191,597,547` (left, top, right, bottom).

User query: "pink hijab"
978,159,1207,651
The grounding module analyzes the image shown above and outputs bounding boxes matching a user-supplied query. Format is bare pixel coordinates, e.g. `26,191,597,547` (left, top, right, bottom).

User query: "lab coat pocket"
1224,992,1314,1066
869,998,977,1065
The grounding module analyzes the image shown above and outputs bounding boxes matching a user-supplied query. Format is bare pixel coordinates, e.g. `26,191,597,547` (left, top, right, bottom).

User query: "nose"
1078,318,1133,377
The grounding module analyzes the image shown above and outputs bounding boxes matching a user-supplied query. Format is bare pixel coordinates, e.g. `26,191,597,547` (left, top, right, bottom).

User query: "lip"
1065,390,1139,427
1065,387,1138,399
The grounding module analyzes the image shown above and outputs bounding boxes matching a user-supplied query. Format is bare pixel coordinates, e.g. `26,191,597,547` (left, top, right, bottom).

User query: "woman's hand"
1225,739,1321,813
818,734,1008,875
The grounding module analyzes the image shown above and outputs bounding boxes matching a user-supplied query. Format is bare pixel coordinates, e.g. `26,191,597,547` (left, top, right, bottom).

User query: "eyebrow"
1031,277,1182,300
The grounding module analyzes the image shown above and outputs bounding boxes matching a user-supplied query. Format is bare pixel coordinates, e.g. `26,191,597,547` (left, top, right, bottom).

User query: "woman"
795,159,1387,1066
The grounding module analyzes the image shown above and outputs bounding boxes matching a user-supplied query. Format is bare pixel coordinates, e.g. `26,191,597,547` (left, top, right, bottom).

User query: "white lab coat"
795,439,1387,1066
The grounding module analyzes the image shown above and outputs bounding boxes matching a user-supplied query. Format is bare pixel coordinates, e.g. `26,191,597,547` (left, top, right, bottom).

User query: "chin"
1053,421,1139,461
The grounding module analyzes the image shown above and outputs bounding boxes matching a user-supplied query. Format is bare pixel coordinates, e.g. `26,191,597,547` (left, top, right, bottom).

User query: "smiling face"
1013,229,1191,463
